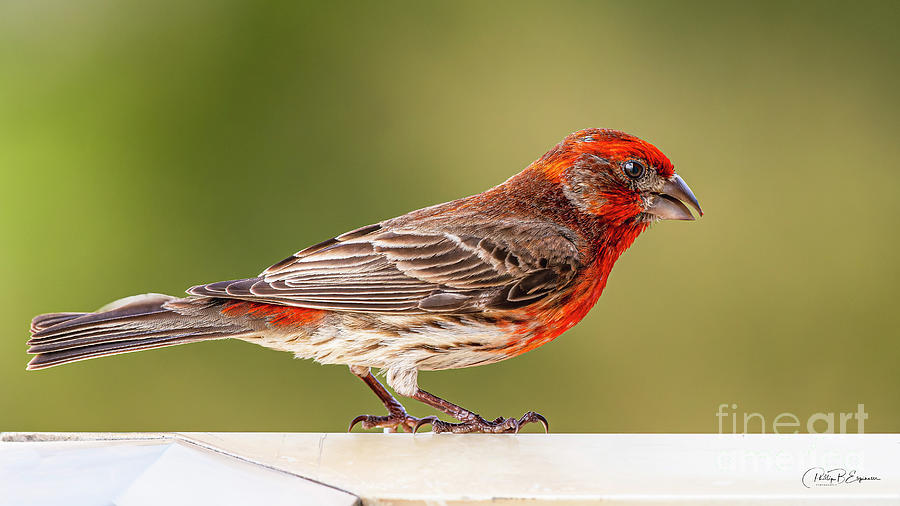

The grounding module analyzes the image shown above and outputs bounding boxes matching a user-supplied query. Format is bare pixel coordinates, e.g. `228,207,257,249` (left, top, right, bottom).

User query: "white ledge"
2,432,898,504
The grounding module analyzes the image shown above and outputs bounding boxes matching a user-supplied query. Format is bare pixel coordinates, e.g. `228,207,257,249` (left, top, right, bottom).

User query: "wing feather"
188,220,582,313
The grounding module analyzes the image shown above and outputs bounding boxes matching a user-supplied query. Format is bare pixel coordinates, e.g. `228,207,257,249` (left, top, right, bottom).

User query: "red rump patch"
221,301,325,328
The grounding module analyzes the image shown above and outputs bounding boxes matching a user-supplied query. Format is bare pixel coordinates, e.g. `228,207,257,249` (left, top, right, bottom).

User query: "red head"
530,128,701,226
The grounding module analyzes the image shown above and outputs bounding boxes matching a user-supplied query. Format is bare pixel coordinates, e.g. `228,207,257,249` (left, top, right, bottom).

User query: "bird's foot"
347,409,424,433
414,411,549,434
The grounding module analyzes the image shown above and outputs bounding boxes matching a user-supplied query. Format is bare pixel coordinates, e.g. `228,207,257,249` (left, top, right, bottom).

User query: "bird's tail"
27,293,248,370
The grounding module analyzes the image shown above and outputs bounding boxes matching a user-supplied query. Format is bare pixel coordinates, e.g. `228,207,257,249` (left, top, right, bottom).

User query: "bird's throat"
504,220,648,357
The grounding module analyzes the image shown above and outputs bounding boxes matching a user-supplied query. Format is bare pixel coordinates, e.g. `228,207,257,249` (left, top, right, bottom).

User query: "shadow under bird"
27,129,702,433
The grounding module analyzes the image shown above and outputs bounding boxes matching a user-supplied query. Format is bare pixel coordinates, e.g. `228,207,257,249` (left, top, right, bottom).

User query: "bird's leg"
346,366,424,433
411,388,549,434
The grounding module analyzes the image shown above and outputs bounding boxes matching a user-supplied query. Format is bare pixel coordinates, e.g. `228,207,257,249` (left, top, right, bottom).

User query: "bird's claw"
347,412,424,433
347,415,371,432
515,411,550,434
416,411,550,434
412,415,439,434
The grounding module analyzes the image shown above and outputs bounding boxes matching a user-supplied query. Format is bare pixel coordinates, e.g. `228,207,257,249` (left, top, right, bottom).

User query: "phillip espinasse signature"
802,467,881,488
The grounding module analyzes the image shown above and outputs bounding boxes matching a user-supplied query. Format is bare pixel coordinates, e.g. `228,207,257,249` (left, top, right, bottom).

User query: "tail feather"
30,313,87,333
27,325,239,355
29,294,175,341
27,293,248,370
27,332,235,370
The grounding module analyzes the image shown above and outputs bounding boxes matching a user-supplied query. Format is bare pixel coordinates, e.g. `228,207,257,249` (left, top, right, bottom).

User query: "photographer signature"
802,467,881,488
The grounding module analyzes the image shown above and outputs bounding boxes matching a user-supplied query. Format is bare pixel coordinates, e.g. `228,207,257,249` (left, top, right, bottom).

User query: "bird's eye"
623,160,645,179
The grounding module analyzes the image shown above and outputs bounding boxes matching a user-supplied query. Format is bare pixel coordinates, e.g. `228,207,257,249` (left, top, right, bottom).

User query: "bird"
26,128,702,433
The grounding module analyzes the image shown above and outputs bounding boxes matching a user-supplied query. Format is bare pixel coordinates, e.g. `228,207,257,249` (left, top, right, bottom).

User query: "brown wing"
188,221,581,314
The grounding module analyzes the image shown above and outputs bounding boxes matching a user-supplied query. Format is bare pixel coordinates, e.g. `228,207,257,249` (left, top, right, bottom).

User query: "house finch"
27,129,701,433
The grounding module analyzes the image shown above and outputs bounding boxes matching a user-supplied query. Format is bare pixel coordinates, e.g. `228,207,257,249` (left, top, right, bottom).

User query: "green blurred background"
1,1,898,433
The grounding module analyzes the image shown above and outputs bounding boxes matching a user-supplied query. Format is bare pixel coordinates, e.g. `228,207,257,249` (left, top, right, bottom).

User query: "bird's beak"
646,174,703,221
